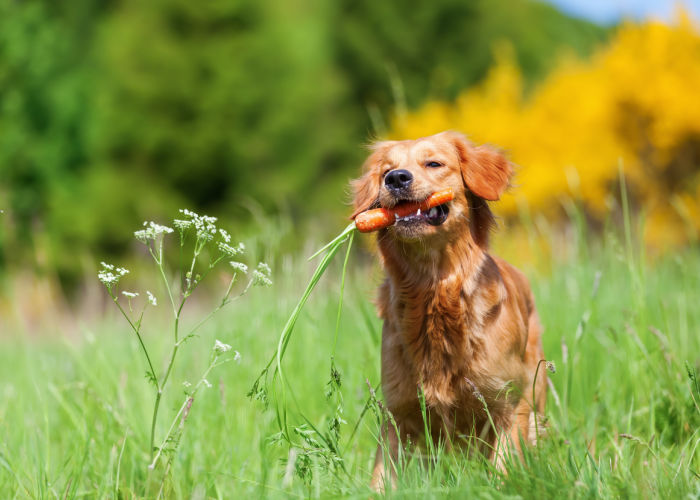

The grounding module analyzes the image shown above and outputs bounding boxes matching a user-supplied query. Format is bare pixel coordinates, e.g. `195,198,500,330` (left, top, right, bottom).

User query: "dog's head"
351,131,512,247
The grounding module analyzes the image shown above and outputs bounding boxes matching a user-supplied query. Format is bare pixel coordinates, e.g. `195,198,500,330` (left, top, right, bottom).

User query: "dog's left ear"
447,132,512,201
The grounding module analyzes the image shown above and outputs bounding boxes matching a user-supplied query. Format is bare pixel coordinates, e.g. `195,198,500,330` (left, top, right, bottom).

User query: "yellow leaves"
390,12,700,247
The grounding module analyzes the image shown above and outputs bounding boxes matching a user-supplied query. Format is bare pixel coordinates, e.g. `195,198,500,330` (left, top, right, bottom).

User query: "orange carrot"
354,188,454,233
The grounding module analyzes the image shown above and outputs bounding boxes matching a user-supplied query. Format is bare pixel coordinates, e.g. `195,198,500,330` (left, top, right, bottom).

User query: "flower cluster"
252,262,273,287
230,261,248,274
98,262,129,289
175,209,218,242
218,241,245,257
135,221,174,243
214,339,232,354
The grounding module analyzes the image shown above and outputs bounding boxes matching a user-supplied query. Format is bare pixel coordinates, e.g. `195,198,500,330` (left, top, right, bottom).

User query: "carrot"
354,188,454,233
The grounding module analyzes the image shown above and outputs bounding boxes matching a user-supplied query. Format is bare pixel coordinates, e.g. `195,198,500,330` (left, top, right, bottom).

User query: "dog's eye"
426,161,443,168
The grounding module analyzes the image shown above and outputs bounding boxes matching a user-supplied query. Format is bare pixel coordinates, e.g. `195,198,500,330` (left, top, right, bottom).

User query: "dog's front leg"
370,421,400,492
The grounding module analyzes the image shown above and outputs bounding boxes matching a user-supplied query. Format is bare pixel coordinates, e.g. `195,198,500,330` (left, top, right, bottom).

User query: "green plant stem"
150,298,187,459
150,391,162,460
332,230,354,354
149,357,227,469
149,243,177,317
110,292,158,386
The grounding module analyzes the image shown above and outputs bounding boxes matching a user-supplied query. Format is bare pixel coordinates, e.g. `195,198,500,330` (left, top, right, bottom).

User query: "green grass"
0,224,699,498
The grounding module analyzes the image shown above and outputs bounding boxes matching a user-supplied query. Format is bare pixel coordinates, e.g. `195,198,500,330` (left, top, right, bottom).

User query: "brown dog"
350,131,546,490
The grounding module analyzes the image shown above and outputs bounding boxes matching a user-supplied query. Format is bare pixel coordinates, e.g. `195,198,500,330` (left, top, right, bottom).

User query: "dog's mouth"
391,199,450,227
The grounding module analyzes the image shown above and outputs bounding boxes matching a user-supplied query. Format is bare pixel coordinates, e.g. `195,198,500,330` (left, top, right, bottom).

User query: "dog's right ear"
350,141,394,219
446,131,512,201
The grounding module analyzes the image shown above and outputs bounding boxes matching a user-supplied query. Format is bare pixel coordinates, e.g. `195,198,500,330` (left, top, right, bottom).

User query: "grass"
0,218,699,498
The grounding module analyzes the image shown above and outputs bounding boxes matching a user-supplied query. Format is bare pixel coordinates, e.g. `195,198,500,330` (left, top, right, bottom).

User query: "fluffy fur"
350,131,546,491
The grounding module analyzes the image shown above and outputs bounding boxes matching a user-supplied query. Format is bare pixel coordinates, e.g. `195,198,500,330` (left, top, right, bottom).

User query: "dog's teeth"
417,208,421,216
394,213,399,220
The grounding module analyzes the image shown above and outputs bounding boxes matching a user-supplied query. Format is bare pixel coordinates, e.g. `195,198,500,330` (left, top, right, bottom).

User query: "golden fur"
350,131,546,490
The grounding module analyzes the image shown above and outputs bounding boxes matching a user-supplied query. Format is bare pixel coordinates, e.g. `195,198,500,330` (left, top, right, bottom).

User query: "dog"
350,131,547,490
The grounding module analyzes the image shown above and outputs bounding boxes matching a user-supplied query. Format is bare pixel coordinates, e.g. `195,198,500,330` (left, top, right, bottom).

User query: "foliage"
390,12,700,248
334,0,607,114
0,0,606,284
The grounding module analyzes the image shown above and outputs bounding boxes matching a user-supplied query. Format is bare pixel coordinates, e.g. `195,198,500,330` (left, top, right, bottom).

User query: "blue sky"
543,0,700,24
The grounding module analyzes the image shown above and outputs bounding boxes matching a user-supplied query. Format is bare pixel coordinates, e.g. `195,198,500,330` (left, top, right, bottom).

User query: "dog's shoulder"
490,255,535,318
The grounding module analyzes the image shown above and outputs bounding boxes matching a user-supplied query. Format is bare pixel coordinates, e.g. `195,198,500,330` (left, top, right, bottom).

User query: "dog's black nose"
384,169,413,191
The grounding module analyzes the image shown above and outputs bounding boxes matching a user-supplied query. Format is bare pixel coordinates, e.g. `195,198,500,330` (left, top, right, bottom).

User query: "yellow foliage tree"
390,12,700,247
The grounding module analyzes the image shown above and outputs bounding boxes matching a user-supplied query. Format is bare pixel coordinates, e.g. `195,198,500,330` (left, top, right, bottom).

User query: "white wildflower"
98,262,129,289
178,208,218,241
545,361,556,374
134,221,174,243
233,351,241,363
218,228,231,243
98,271,117,285
146,291,157,306
218,241,245,257
203,379,212,389
121,291,139,298
214,339,232,354
230,261,248,274
252,262,272,287
173,219,192,231
182,381,192,388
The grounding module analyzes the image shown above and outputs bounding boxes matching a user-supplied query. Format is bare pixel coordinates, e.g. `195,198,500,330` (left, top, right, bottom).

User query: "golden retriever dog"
350,131,547,490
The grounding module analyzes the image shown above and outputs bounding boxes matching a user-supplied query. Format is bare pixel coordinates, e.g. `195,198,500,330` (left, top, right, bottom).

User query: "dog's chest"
387,278,491,406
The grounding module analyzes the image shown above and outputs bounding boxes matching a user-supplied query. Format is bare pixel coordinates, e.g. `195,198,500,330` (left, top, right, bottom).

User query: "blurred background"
1,0,699,327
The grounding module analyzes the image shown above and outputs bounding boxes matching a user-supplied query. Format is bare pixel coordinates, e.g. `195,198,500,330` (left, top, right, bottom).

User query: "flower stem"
149,356,224,469
150,390,162,459
110,292,158,387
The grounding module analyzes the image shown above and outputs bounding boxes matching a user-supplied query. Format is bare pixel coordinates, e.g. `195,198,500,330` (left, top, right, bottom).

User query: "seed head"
464,377,485,404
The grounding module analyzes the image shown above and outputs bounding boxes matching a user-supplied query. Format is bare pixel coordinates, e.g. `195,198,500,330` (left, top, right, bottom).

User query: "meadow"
0,211,698,499
1,3,699,499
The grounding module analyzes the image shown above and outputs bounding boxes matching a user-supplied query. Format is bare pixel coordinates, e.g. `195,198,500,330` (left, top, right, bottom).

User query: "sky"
544,0,700,24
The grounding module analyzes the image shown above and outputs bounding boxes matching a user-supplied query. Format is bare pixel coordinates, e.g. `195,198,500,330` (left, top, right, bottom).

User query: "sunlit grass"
0,216,698,498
